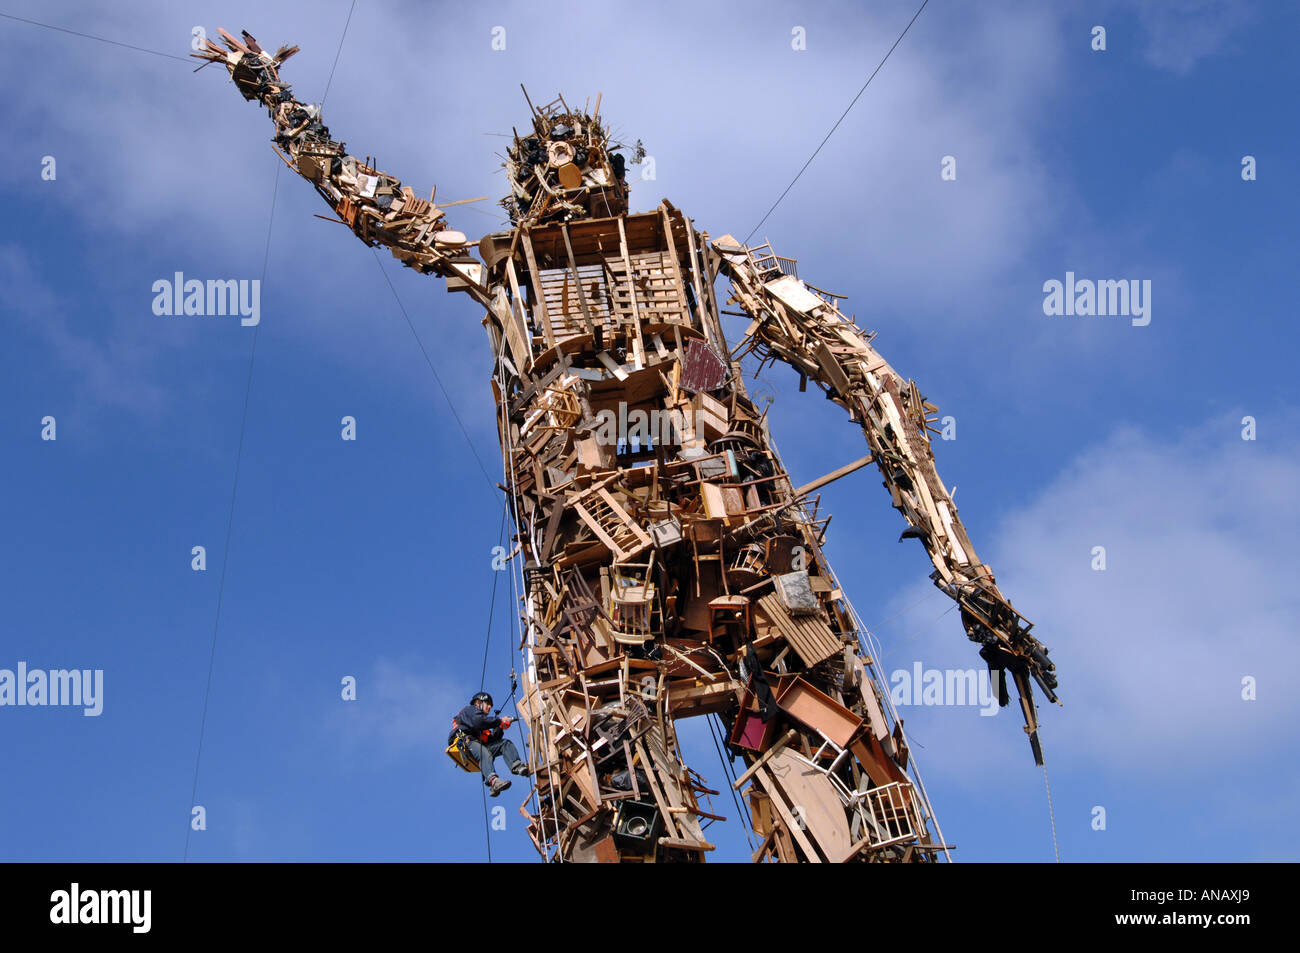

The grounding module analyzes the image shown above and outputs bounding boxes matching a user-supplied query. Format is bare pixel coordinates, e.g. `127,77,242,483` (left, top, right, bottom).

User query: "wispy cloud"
0,243,172,418
333,656,468,763
1135,0,1256,75
885,412,1300,787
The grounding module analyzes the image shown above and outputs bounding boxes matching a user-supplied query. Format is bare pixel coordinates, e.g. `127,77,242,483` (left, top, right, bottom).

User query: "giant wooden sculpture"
196,31,1058,863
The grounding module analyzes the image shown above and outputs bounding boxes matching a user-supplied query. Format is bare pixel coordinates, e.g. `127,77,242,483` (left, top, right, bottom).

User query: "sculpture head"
502,91,640,226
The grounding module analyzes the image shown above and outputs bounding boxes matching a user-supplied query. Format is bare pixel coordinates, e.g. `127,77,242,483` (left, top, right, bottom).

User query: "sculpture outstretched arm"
713,235,1058,764
193,29,486,300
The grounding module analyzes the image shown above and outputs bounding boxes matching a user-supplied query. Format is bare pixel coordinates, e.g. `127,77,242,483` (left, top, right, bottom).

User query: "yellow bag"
446,730,479,773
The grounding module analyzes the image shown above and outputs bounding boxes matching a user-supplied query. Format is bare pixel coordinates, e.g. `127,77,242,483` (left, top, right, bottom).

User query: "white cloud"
1135,0,1256,75
995,417,1299,763
334,656,468,761
884,413,1300,787
700,1,1077,318
0,244,173,418
0,0,1084,384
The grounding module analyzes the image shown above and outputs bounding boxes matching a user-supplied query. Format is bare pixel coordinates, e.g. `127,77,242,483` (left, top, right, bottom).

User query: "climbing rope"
708,718,757,853
492,326,562,861
479,505,509,691
1041,750,1061,862
474,503,510,863
480,785,492,863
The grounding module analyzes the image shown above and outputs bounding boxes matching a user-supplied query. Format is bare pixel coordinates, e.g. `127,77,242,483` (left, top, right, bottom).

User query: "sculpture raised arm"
193,29,486,299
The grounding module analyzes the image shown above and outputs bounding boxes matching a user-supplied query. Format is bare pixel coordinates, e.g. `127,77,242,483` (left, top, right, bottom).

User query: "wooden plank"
666,678,742,716
617,215,647,368
791,454,874,499
766,748,854,863
683,218,720,349
598,488,653,550
814,340,854,396
640,730,707,847
596,350,629,381
658,207,693,330
540,492,566,560
632,738,681,839
561,223,598,336
753,764,822,862
757,593,840,667
751,828,778,863
732,728,798,789
502,259,533,373
520,228,556,351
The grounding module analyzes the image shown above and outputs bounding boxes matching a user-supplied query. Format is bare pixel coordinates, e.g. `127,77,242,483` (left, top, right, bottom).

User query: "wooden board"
756,593,842,667
763,748,854,863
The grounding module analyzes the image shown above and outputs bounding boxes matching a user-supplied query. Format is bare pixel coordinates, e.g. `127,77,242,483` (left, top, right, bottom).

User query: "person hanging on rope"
449,691,531,797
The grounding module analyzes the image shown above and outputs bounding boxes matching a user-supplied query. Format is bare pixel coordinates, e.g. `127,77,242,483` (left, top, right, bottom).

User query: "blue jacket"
450,704,502,744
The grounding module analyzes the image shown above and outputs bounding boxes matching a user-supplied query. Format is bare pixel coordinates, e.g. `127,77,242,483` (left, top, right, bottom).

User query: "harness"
445,720,481,773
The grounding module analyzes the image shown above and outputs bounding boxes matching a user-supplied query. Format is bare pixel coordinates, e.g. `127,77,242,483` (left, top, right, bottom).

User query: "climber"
449,691,531,797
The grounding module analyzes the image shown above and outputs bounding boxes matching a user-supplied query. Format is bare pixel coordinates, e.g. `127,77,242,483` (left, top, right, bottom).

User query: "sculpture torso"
477,206,930,861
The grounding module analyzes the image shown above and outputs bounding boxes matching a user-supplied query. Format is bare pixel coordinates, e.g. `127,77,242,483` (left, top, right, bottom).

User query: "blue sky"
1,0,1296,863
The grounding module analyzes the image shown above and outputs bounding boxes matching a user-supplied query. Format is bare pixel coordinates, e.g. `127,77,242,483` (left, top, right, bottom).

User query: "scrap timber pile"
499,92,633,225
196,29,1058,863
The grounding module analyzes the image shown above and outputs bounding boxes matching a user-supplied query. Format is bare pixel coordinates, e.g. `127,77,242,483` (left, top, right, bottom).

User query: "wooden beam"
520,228,556,351
754,764,822,862
659,206,694,336
791,454,874,499
561,223,598,337
617,215,647,368
732,728,798,789
503,258,534,374
683,219,711,338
